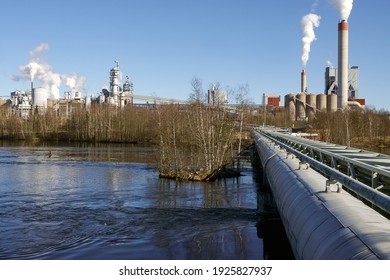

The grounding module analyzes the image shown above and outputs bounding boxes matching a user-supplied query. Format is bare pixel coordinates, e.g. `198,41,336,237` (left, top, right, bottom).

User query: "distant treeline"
0,77,255,181
2,98,389,178
312,108,390,151
1,104,389,151
0,105,157,144
0,102,247,181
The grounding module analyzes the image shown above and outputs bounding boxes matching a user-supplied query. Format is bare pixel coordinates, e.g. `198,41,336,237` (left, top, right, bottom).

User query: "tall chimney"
338,20,348,108
301,70,307,93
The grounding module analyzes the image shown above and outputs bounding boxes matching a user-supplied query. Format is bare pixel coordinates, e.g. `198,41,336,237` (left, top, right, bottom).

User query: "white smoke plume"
29,43,49,57
12,43,86,99
15,58,62,99
63,73,87,93
301,13,321,68
46,72,62,100
330,0,354,20
13,60,46,82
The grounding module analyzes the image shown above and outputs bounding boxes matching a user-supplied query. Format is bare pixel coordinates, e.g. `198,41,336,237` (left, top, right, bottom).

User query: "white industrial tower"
110,60,121,106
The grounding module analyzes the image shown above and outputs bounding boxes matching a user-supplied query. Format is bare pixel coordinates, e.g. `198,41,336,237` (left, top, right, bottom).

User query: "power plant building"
284,16,366,122
207,84,228,106
284,64,363,122
263,94,281,107
325,66,359,99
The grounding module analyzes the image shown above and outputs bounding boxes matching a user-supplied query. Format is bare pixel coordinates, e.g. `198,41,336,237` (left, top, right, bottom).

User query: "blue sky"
1,0,390,110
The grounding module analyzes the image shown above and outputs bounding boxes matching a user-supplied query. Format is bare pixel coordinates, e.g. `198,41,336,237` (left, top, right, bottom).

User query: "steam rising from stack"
12,43,86,99
331,0,354,20
63,73,87,93
300,11,320,95
301,13,321,68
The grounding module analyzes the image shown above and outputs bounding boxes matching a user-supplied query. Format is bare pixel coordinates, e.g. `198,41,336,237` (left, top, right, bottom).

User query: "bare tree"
156,79,241,181
234,83,250,154
189,77,206,103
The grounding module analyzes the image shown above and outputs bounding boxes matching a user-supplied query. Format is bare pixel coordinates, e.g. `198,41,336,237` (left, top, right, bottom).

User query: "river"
0,142,293,260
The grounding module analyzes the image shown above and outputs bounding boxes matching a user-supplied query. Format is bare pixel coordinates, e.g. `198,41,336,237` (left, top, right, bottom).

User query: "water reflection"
0,143,292,260
156,178,251,209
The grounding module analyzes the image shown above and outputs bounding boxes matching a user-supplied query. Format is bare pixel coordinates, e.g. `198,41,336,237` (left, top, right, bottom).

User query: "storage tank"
296,93,306,120
316,94,327,112
85,96,92,108
32,87,48,109
98,94,106,104
285,94,296,121
327,93,337,113
306,94,316,120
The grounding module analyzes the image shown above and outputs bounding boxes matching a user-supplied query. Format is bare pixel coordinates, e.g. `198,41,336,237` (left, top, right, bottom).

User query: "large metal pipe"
261,131,390,214
338,20,349,109
253,130,390,259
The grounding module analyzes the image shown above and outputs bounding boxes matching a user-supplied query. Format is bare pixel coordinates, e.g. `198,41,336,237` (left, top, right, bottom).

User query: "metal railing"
254,129,390,215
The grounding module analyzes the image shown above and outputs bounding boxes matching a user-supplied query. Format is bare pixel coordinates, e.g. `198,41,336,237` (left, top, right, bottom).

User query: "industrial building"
284,17,366,122
9,85,55,117
96,61,134,107
207,84,228,106
325,66,359,98
285,67,365,122
262,94,281,108
7,61,135,117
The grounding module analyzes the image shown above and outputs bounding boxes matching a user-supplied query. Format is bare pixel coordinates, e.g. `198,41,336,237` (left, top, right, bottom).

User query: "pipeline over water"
253,130,390,260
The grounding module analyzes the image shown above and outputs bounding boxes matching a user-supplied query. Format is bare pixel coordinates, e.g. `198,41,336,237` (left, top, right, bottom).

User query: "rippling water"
0,143,290,260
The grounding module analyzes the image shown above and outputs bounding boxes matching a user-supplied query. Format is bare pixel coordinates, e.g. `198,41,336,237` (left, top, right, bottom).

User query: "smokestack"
301,70,307,93
338,20,348,108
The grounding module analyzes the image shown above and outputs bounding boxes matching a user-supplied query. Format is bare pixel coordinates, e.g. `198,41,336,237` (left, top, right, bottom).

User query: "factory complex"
2,8,366,123
1,61,136,119
263,17,366,122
